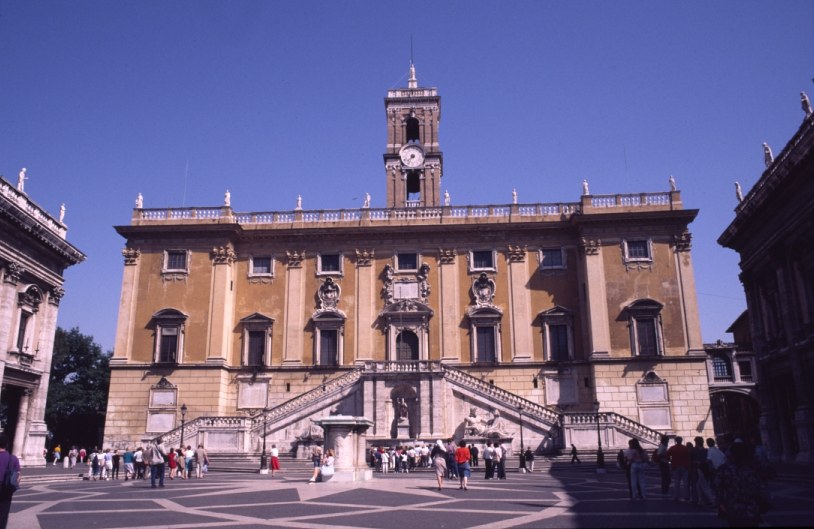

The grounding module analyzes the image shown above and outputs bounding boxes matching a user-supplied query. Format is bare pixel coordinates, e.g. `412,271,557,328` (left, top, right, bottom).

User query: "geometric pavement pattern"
9,462,814,528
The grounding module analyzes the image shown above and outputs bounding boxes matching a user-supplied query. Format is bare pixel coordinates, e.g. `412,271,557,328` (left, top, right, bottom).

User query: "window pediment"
240,312,275,325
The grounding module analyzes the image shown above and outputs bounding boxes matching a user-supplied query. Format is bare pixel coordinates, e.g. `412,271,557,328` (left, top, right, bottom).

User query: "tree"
45,327,111,450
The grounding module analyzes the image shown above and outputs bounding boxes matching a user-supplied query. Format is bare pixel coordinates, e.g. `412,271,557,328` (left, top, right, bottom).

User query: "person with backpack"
0,434,21,529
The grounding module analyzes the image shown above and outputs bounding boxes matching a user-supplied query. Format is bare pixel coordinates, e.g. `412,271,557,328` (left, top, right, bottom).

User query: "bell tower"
384,62,443,208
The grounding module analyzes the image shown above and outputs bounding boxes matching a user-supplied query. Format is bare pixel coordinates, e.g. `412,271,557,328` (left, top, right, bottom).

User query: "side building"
719,93,814,463
0,173,86,466
104,65,713,456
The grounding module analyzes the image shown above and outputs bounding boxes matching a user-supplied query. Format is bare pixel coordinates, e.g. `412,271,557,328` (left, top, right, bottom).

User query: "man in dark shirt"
0,434,22,529
469,444,479,467
667,436,691,501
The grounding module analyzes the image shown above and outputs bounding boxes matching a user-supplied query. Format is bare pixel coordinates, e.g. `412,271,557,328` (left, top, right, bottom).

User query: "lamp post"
594,400,605,473
180,403,187,449
518,405,526,472
259,409,269,474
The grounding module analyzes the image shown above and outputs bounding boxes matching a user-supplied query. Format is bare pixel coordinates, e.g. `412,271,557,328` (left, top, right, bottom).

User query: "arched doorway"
710,390,760,445
395,331,419,361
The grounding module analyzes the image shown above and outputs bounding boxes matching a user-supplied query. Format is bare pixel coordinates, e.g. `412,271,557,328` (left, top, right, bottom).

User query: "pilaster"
579,238,611,356
438,249,460,361
672,232,704,355
506,245,533,362
283,251,306,365
207,246,236,363
113,248,141,361
354,250,375,363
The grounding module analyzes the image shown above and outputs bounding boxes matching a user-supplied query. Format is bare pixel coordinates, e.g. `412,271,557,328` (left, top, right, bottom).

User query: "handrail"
440,365,561,425
562,411,663,445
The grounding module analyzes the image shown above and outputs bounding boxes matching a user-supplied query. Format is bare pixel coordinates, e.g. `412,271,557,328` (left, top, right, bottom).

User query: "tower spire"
408,61,417,89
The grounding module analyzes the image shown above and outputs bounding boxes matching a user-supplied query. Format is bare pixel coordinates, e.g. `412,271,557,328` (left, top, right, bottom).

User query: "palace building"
0,173,85,466
104,65,713,456
719,93,814,463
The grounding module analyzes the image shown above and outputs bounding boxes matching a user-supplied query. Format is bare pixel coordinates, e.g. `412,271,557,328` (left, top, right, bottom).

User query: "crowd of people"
618,434,775,526
47,441,210,486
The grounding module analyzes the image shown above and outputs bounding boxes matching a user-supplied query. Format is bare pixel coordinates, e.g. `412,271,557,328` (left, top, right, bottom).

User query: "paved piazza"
9,463,813,528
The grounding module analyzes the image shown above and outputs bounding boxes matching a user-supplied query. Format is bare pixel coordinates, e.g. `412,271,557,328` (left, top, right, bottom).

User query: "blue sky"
1,0,812,352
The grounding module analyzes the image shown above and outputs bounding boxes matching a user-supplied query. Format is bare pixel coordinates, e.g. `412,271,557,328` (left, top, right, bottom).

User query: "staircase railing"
562,411,663,446
154,368,364,445
248,367,364,433
440,364,561,426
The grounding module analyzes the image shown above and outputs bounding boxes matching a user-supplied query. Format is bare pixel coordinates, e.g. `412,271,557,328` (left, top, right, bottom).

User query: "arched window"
406,172,421,204
395,331,419,361
625,299,664,356
405,116,420,143
151,308,188,364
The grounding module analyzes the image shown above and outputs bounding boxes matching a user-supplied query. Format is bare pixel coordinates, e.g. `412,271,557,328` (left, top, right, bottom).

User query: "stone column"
12,389,31,456
430,375,445,439
506,245,533,362
438,249,460,361
283,251,306,365
579,238,611,356
112,248,141,360
419,376,431,438
672,232,704,355
206,246,236,364
354,251,375,363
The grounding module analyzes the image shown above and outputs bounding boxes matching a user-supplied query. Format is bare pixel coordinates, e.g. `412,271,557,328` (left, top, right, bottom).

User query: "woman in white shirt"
270,444,280,478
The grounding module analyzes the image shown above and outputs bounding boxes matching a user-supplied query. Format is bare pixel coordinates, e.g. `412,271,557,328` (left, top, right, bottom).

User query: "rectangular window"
319,329,338,366
319,253,341,274
16,311,31,351
396,252,418,271
738,360,753,382
636,318,658,356
247,331,266,367
476,326,496,363
159,327,179,363
165,250,188,272
549,324,570,361
471,250,495,271
541,248,565,269
251,256,272,275
625,240,651,261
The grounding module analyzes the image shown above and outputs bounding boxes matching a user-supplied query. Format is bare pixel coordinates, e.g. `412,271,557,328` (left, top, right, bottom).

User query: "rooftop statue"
363,193,370,208
224,189,231,207
17,168,27,192
582,179,589,196
135,193,144,209
512,188,518,204
669,175,676,192
735,182,744,203
802,91,812,117
444,189,450,206
296,194,302,210
763,142,774,167
59,203,66,223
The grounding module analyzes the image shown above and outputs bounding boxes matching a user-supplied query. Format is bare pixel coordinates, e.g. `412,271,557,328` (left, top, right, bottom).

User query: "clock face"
400,145,425,168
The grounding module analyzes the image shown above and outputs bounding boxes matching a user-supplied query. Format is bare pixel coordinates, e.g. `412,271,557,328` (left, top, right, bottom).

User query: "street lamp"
593,400,605,473
259,409,269,474
180,403,187,448
518,405,526,472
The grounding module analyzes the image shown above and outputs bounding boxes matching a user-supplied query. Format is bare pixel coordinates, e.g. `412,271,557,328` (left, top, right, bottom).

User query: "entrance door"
396,331,419,361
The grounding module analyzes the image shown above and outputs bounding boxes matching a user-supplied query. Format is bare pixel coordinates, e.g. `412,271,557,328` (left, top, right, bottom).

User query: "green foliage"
45,327,111,448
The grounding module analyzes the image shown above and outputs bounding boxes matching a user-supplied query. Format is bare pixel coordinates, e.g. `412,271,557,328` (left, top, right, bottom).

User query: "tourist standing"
654,435,671,495
625,439,648,500
134,447,145,479
123,448,135,480
0,434,21,529
455,441,471,490
483,442,494,479
667,436,691,501
431,440,447,491
470,444,479,467
494,443,506,480
270,444,280,477
309,446,323,482
195,444,208,479
713,440,771,526
147,439,167,489
112,450,121,480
